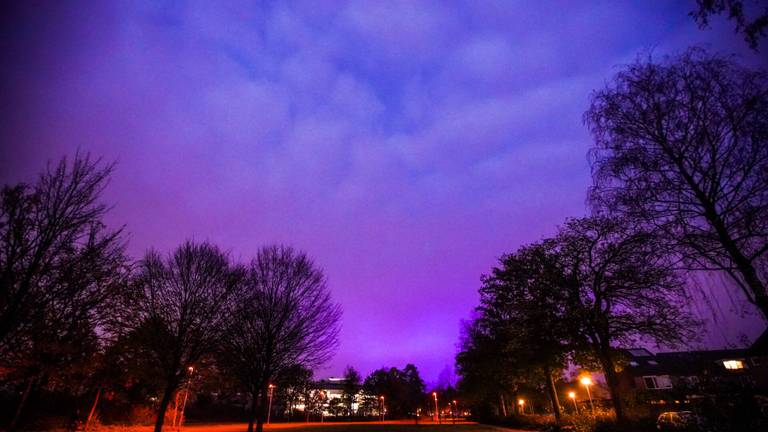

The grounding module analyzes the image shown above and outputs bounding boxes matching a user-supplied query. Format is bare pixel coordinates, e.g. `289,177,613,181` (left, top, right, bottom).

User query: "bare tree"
691,0,768,49
124,241,243,432
554,216,697,422
0,154,127,430
586,48,768,319
0,153,125,354
219,245,341,432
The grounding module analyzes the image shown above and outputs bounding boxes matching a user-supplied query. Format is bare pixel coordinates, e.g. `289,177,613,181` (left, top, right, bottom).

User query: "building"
618,329,768,400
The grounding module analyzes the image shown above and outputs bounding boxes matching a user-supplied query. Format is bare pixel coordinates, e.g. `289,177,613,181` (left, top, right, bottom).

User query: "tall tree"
123,241,243,432
218,245,341,432
456,318,521,418
362,365,425,418
342,365,361,417
554,216,696,421
478,241,573,425
586,48,768,319
0,153,125,356
0,154,127,430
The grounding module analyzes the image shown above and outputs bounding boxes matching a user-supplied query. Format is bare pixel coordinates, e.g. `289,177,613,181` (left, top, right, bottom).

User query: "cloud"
1,0,765,382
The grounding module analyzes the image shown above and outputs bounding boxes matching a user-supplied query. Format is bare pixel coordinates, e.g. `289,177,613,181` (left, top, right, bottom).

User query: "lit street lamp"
319,391,325,423
568,391,579,414
518,399,525,415
580,377,594,414
267,384,275,424
452,400,457,424
380,396,385,422
432,392,440,424
176,366,195,429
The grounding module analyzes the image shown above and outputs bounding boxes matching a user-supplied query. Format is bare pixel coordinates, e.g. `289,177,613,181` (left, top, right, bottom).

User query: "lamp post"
432,392,439,424
452,400,457,424
319,391,325,423
568,391,579,414
580,377,594,414
518,399,525,415
267,384,275,425
380,396,385,422
177,366,194,430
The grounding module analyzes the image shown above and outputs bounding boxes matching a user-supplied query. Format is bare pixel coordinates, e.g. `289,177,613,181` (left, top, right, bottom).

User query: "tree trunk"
499,393,507,417
732,253,768,319
154,381,177,432
9,375,37,432
597,345,626,422
544,367,562,425
248,391,259,432
256,396,266,432
84,387,102,432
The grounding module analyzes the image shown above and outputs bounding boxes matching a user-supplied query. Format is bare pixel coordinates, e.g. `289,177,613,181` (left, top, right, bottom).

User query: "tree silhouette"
478,241,573,425
122,241,243,432
0,154,127,431
691,0,768,49
586,48,768,319
554,216,697,421
342,366,361,417
218,245,340,432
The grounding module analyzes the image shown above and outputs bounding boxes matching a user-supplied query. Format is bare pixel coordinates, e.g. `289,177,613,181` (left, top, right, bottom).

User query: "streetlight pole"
267,384,275,425
177,366,194,430
379,396,385,422
452,400,457,424
568,392,579,414
432,392,439,424
518,399,525,415
580,377,594,414
319,391,325,423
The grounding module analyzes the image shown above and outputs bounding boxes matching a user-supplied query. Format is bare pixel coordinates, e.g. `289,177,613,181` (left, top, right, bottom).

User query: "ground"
88,420,527,432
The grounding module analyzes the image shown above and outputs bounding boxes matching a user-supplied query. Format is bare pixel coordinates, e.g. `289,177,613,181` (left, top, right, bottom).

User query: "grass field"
87,420,526,432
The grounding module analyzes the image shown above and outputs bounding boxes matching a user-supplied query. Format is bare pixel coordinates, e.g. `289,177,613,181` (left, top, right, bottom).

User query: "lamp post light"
177,366,195,430
319,391,325,423
568,391,579,414
380,396,385,422
267,384,275,425
432,392,439,424
580,377,594,414
518,399,525,415
452,400,457,424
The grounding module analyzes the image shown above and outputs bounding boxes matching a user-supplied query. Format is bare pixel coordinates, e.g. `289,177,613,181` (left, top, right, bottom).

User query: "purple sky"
1,1,766,385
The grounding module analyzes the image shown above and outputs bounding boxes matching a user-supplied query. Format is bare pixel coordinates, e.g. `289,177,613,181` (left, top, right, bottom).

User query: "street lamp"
452,400,457,424
432,392,440,424
580,377,594,414
568,391,579,414
319,391,325,423
267,384,275,424
379,396,385,422
176,366,196,429
517,399,525,415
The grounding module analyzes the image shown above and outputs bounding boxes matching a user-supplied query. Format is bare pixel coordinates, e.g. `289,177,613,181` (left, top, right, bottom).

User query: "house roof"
620,326,768,377
621,348,747,376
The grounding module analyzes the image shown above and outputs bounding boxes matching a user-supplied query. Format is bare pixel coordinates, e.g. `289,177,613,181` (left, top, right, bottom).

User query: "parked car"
656,411,709,431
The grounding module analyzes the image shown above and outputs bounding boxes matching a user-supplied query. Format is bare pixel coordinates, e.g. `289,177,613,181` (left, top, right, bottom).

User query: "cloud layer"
1,0,765,381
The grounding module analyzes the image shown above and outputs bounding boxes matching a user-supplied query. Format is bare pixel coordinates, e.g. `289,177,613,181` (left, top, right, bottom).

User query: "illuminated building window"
723,360,745,370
